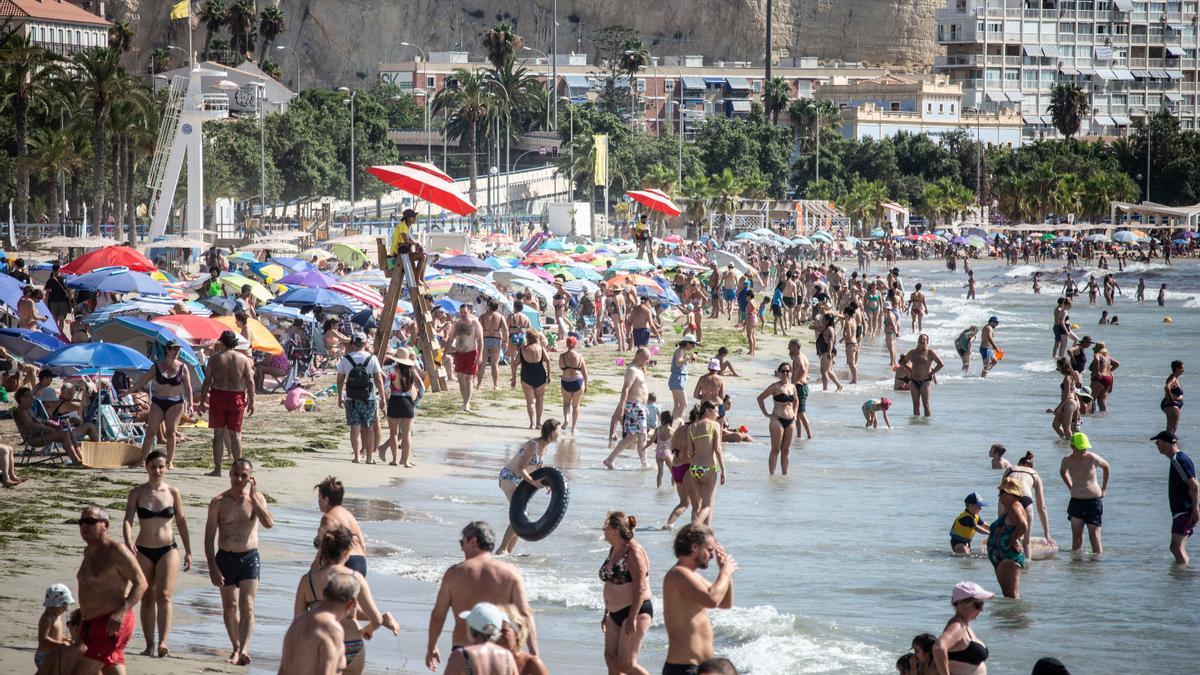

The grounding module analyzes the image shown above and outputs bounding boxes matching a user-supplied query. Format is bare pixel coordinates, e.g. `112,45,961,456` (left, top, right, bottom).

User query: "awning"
1113,0,1132,9
1023,45,1044,57
986,91,1008,102
1078,67,1097,76
1060,66,1079,76
681,76,707,90
1022,115,1043,124
703,77,727,85
1094,68,1117,80
1168,69,1185,79
729,99,752,113
1151,69,1169,78
1094,116,1115,127
1132,69,1150,78
1007,92,1024,102
1040,116,1054,125
1165,92,1184,103
563,74,589,89
1112,69,1135,81
1095,45,1113,60
725,77,752,91
1167,46,1186,57
1113,116,1133,126
1042,45,1060,58
1167,23,1185,32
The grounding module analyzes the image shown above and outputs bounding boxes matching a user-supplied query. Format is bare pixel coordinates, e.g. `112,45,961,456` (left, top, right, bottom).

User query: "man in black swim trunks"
1154,431,1200,564
204,458,274,666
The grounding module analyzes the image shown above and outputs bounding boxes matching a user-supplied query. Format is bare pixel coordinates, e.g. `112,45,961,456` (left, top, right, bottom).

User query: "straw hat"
387,347,416,367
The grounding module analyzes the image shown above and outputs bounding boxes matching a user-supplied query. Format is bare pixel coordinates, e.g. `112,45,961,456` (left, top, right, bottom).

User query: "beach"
3,257,1200,674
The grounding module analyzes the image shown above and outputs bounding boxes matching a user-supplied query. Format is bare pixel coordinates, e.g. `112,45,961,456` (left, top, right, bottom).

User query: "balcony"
33,42,85,57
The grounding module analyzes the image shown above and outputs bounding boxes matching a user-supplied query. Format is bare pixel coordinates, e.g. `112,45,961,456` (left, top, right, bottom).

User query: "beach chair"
308,323,333,370
86,378,146,445
14,401,69,466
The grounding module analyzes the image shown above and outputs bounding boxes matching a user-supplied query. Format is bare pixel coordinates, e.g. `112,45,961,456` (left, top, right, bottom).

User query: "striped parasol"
329,281,384,309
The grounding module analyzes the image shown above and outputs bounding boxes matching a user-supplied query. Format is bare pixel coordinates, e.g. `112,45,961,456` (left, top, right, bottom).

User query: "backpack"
343,353,373,401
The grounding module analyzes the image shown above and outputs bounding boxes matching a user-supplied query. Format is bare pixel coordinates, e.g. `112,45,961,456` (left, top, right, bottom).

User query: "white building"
818,74,1025,146
935,0,1200,139
154,61,296,116
0,0,110,55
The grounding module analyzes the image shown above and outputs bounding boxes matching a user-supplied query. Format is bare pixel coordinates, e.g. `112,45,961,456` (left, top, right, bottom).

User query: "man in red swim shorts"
199,331,256,477
449,304,483,413
77,505,146,673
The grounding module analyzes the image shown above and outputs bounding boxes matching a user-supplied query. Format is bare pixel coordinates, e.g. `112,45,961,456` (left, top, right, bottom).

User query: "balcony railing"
34,42,85,56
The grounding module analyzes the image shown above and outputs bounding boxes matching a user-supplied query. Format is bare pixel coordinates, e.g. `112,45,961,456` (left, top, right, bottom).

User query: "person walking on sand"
1152,431,1200,565
337,333,386,464
606,348,651,469
382,348,424,467
426,522,538,670
516,329,552,430
449,304,484,412
198,331,255,477
131,340,193,468
121,451,191,659
756,364,799,476
558,336,588,435
599,512,653,675
76,505,147,675
662,524,736,675
314,476,370,576
478,301,508,390
686,402,725,526
788,339,814,440
204,458,275,666
979,316,1001,378
1059,432,1111,555
668,335,699,421
498,420,561,555
278,573,360,675
899,334,944,417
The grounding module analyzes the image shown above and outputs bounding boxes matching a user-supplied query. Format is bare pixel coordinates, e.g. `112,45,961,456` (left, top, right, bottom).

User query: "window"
1096,24,1108,35
1078,23,1093,35
927,102,934,112
1006,69,1021,81
950,103,956,113
636,79,646,92
939,103,944,113
1130,93,1144,106
891,101,901,111
1060,22,1075,34
426,76,436,88
664,79,675,92
752,80,761,93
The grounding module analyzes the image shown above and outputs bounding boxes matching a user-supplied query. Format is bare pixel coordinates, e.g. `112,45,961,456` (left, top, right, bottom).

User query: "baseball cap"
350,332,367,345
1151,430,1178,443
707,358,720,371
951,581,995,605
457,602,512,641
964,492,989,508
44,584,75,608
1071,432,1091,450
988,316,999,324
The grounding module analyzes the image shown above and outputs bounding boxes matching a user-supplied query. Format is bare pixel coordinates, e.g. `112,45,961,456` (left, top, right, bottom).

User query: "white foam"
712,605,891,674
1004,264,1042,278
1021,360,1059,373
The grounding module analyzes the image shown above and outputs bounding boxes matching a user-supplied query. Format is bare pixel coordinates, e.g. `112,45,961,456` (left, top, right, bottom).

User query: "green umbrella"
1040,233,1057,242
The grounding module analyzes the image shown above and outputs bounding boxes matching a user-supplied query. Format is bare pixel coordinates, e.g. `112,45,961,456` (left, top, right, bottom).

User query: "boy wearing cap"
388,208,427,284
36,584,75,668
1153,431,1200,564
1059,432,1111,555
443,602,519,675
949,494,991,555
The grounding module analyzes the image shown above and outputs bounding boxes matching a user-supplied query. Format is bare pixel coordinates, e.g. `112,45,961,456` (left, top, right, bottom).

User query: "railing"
201,93,229,113
35,42,87,57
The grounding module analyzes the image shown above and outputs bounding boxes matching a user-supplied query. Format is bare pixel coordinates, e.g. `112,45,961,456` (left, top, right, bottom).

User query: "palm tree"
1081,171,1138,222
108,20,134,53
24,127,84,225
482,21,524,69
0,32,61,224
994,174,1029,223
681,174,712,239
106,73,153,241
200,0,228,57
227,0,257,59
74,47,127,235
762,77,790,125
258,5,286,60
1051,174,1083,222
260,58,282,81
641,163,676,194
840,179,889,236
1048,83,1090,139
618,37,650,123
149,47,171,74
741,172,771,201
484,60,547,146
1024,163,1058,224
432,69,495,227
709,168,741,236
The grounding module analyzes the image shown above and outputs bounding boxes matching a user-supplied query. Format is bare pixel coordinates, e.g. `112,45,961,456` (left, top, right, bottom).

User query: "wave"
1021,360,1059,373
713,605,891,674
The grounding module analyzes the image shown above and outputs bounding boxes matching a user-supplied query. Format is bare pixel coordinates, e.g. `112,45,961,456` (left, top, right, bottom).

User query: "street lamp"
1140,108,1153,203
487,80,512,219
804,100,823,184
399,42,431,165
520,46,553,130
254,80,266,220
275,45,299,91
338,86,357,226
559,96,575,205
965,106,983,205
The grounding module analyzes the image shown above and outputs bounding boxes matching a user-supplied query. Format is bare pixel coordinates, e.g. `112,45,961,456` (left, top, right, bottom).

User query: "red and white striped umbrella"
366,165,477,216
627,188,683,217
329,281,383,309
402,160,453,183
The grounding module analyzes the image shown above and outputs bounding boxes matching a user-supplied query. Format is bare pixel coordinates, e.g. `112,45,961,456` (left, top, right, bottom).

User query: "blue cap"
965,492,988,507
988,316,999,324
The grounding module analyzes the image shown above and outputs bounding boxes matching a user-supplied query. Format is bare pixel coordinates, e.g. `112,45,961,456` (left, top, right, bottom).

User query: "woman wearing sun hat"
988,476,1030,598
667,334,698,419
382,347,424,467
933,581,994,674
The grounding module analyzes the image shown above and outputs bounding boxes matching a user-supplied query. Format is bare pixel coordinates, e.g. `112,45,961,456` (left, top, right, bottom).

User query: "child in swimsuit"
653,410,676,488
862,398,892,429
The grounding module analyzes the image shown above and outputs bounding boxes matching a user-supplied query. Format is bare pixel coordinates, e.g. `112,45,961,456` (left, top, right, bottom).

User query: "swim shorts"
453,350,479,375
215,548,261,586
1067,497,1103,527
632,328,651,348
668,372,687,391
1172,512,1197,537
622,402,648,436
344,398,377,427
483,336,502,351
663,663,699,675
979,347,994,362
208,389,246,432
722,289,736,302
81,609,134,666
797,383,809,413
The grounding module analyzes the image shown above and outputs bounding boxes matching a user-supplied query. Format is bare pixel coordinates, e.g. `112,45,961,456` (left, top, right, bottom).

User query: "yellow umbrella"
218,273,274,303
301,248,336,261
214,316,283,355
332,243,368,267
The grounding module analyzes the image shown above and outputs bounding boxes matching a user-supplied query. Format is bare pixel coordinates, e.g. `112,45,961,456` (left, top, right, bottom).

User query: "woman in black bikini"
599,511,652,675
558,336,588,434
933,581,993,675
121,450,191,658
756,363,799,476
517,329,552,429
1162,360,1185,434
132,341,193,467
815,313,843,392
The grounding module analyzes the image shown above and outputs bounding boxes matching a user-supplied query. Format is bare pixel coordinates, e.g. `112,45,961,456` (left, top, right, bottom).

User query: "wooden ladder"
374,239,447,392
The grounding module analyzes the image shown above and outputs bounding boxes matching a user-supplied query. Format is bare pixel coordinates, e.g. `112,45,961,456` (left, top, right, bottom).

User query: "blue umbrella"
1112,230,1138,244
734,232,759,240
66,267,168,295
38,342,153,375
274,286,356,312
950,236,970,245
269,257,317,273
434,298,464,314
608,258,655,274
871,228,886,239
539,239,566,251
91,317,203,381
0,274,60,335
1055,236,1076,245
433,254,493,274
257,303,317,322
227,251,257,264
0,328,67,361
277,269,337,288
484,256,520,270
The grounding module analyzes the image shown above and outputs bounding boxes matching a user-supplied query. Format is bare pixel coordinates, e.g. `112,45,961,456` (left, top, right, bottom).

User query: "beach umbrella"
152,315,230,343
448,275,509,308
85,297,211,324
494,245,525,259
1055,236,1076,245
608,258,655,274
1040,233,1057,242
277,269,337,288
967,235,987,249
752,227,774,237
39,342,152,375
1177,230,1198,239
299,248,336,261
539,239,566,252
523,251,573,265
0,328,67,361
871,228,886,239
433,298,463,314
626,188,683,216
331,243,368,267
329,281,384,309
1112,230,1138,244
492,268,545,285
605,273,659,289
198,296,240,315
366,165,478,216
733,232,759,241
663,234,684,244
950,236,970,245
227,251,257,265
66,267,169,296
90,318,203,381
792,236,813,247
563,279,601,295
1085,233,1110,243
60,246,156,275
239,241,298,253
248,262,286,285
963,227,989,238
270,257,318,273
213,273,274,303
213,316,284,354
341,269,391,288
433,254,493,274
0,275,58,335
275,287,357,312
708,249,756,276
257,304,317,323
810,232,833,243
402,160,454,182
844,236,863,246
565,265,603,281
144,236,210,250
484,256,520,270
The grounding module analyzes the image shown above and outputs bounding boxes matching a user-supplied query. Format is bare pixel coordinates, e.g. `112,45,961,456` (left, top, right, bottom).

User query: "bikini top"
598,546,644,585
137,505,175,519
947,638,989,665
154,363,184,386
772,391,796,403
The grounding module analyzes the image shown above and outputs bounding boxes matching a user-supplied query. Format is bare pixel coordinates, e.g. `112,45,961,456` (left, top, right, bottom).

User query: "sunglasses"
972,600,985,610
79,517,107,526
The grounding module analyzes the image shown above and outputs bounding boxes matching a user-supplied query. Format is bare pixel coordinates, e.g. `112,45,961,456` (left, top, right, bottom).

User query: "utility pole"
552,0,559,130
765,0,772,82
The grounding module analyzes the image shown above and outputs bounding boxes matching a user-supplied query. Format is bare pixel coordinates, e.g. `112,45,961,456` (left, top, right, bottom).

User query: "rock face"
121,0,939,86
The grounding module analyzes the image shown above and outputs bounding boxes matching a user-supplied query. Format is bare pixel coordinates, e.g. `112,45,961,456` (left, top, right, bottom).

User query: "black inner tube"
508,466,570,542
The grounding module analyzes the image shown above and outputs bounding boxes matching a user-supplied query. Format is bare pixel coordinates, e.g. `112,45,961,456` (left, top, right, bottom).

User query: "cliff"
116,0,940,86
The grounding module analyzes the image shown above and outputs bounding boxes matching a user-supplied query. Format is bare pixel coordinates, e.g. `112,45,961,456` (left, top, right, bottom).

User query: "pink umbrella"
663,234,684,244
627,188,683,217
366,165,477,216
152,315,229,343
329,281,384,309
528,268,557,283
402,160,453,183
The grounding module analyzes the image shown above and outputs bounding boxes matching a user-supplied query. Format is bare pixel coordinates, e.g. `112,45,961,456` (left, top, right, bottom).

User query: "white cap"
457,602,511,641
44,584,75,608
951,581,995,605
235,335,252,352
707,358,721,371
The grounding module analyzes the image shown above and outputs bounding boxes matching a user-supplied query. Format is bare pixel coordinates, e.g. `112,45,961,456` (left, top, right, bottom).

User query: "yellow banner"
170,0,190,20
593,134,608,186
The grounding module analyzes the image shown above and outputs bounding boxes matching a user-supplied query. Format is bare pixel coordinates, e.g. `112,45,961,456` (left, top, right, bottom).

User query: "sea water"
176,260,1200,674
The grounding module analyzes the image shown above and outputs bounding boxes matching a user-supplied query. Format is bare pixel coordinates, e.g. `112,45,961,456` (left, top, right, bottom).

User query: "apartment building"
0,0,110,56
935,0,1200,138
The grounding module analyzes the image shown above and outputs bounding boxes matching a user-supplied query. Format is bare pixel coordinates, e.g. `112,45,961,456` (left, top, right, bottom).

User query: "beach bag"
343,354,373,401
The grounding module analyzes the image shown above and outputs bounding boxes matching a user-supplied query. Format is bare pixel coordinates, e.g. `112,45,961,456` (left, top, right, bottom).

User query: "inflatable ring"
509,466,570,542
